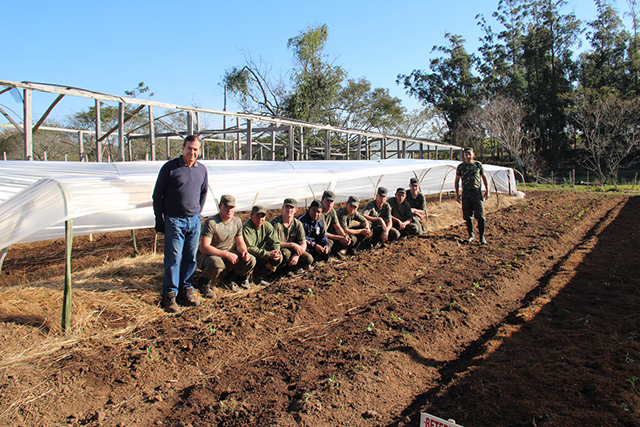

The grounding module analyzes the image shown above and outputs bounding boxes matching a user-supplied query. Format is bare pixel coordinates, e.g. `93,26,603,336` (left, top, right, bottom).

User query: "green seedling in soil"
326,375,340,387
336,336,342,348
303,392,312,401
374,350,381,357
274,292,281,299
629,332,638,341
307,288,314,296
401,332,410,339
146,346,154,361
364,322,375,333
390,312,401,321
625,352,634,363
473,282,480,289
621,403,630,411
208,324,217,335
627,376,639,393
449,300,457,309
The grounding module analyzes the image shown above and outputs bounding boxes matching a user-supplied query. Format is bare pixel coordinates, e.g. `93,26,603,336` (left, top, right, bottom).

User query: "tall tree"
580,0,630,94
521,0,580,169
397,33,481,143
283,24,345,123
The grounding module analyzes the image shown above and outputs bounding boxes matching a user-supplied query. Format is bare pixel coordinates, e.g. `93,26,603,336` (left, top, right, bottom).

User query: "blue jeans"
162,215,202,296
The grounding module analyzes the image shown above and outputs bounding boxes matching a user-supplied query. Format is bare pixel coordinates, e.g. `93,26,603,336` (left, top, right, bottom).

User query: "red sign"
419,412,462,427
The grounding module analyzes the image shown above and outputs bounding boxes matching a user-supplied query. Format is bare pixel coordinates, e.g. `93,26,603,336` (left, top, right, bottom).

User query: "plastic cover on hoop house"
0,159,517,250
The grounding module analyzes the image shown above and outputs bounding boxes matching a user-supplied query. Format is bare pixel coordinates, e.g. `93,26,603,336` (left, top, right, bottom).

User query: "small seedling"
625,352,634,363
390,312,401,321
336,336,342,347
146,346,154,361
307,288,314,296
364,322,375,333
621,403,630,411
374,350,381,356
401,331,410,339
208,324,217,335
627,376,639,394
629,332,638,341
473,282,480,289
303,392,312,401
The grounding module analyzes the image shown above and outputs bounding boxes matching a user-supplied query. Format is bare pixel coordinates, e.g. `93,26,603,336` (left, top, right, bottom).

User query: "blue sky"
2,0,603,123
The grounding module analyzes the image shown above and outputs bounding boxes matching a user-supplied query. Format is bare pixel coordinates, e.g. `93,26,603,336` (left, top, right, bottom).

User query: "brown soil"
0,190,639,427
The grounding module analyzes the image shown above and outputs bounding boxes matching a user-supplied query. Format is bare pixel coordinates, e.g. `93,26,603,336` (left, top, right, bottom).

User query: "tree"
331,78,405,132
580,0,631,94
283,24,345,123
521,0,580,169
398,33,481,143
569,89,640,184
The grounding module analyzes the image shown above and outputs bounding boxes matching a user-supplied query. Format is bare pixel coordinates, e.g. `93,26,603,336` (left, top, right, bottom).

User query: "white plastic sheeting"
0,159,517,250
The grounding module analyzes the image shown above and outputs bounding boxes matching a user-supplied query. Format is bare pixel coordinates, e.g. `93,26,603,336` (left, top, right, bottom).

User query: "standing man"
388,188,419,238
243,205,282,286
197,195,256,296
299,199,331,263
407,177,426,235
362,187,400,245
271,198,314,275
153,135,208,313
319,190,351,258
455,147,490,244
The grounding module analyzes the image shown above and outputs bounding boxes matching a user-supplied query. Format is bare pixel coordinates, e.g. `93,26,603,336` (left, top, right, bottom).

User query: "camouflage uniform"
406,191,426,235
457,160,486,238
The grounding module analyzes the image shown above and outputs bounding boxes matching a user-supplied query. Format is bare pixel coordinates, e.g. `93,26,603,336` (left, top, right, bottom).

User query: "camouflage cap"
409,177,419,186
322,190,336,201
220,194,236,207
347,195,360,207
377,187,388,197
396,187,406,194
283,198,297,208
251,205,267,215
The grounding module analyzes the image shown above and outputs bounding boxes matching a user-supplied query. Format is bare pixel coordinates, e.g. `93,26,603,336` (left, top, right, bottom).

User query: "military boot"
195,277,218,299
177,287,199,307
161,291,180,313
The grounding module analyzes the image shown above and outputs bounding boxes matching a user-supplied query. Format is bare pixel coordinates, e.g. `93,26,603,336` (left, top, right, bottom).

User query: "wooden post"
419,142,423,159
382,138,387,159
187,112,194,135
449,148,453,160
299,126,304,160
131,229,139,256
78,131,85,161
271,129,276,161
118,103,125,161
235,117,240,160
324,130,330,160
0,247,9,274
357,135,362,160
61,219,73,333
246,119,253,160
365,136,370,160
289,125,294,161
23,89,33,160
166,136,170,160
149,106,156,161
95,99,102,162
346,134,351,160
401,140,406,159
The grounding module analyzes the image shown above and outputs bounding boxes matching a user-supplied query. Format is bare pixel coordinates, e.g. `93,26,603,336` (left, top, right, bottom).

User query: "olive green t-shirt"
387,198,414,222
336,206,367,229
200,214,242,251
270,215,306,244
362,200,392,226
320,208,339,234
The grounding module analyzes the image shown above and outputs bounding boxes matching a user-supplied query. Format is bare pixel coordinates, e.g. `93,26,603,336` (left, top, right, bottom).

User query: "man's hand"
241,251,251,262
269,250,281,261
155,220,165,234
225,251,239,264
456,194,462,204
289,255,299,267
292,243,304,256
381,229,389,243
338,235,351,246
484,191,490,200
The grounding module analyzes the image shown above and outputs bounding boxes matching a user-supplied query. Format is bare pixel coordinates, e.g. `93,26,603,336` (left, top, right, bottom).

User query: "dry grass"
0,253,165,369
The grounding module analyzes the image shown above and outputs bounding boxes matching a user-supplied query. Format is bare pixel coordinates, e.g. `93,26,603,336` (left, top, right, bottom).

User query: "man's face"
375,194,386,206
463,150,474,163
183,139,201,166
346,204,357,215
251,212,266,228
308,206,322,221
409,183,420,194
322,198,334,212
396,192,406,204
283,205,297,218
219,204,235,221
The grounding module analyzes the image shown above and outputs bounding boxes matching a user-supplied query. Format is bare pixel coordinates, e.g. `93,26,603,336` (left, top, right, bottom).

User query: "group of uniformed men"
192,178,428,301
153,136,489,313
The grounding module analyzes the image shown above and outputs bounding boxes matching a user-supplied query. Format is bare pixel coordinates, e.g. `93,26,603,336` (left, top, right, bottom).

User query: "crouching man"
388,187,420,239
271,198,314,275
362,187,400,246
335,196,372,255
299,199,331,263
197,195,256,295
243,205,282,285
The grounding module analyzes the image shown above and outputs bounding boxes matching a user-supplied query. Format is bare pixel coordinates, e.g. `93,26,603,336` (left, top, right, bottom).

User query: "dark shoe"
195,277,218,299
161,291,180,313
480,236,487,245
228,282,241,293
177,287,199,307
466,234,475,244
238,277,252,290
335,250,346,260
253,275,270,286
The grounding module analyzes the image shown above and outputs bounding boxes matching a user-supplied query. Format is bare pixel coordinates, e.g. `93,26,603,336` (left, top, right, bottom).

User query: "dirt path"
0,191,638,427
